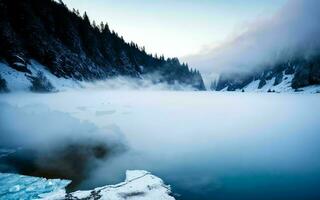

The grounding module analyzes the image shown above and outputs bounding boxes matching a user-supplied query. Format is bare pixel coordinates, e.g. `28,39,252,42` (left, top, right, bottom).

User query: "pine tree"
92,20,97,28
100,22,104,32
83,12,90,25
0,0,206,90
58,0,66,7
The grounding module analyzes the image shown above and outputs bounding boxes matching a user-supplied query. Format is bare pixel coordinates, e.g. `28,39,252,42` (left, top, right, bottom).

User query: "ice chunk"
0,173,71,200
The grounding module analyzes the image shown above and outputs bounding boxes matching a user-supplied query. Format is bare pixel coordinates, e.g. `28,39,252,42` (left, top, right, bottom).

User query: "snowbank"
0,61,196,92
0,171,175,200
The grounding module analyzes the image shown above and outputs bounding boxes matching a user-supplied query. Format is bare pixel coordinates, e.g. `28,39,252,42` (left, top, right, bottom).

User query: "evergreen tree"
92,20,97,28
83,12,90,24
58,0,66,7
100,22,104,32
0,0,206,90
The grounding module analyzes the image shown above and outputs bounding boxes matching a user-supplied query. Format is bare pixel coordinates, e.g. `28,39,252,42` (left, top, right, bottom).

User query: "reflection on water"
1,91,320,200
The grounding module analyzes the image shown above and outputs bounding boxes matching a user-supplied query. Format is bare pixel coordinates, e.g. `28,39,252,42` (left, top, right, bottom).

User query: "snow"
216,73,320,93
0,61,196,92
12,62,25,67
14,55,25,63
2,60,319,94
0,62,31,91
0,171,174,200
0,61,81,92
66,170,174,200
2,60,320,93
243,79,260,91
27,60,82,91
240,74,320,93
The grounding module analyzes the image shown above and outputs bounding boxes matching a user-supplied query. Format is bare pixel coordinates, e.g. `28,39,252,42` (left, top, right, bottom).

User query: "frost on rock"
0,171,175,200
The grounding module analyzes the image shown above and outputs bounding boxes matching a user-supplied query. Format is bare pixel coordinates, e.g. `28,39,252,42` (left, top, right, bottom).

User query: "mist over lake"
1,0,320,199
1,90,320,200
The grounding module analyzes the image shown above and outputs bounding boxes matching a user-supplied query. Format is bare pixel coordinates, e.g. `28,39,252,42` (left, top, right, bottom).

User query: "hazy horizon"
62,0,286,59
61,0,320,83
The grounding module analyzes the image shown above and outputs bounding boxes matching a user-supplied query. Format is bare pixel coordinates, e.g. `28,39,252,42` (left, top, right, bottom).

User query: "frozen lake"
1,90,320,200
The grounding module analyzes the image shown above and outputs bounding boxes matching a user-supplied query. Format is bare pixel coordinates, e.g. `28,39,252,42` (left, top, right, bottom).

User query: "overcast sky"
184,0,320,82
63,0,287,58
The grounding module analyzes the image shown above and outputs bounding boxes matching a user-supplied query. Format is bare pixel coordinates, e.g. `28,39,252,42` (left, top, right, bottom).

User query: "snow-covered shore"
0,61,196,92
2,61,320,93
0,171,175,200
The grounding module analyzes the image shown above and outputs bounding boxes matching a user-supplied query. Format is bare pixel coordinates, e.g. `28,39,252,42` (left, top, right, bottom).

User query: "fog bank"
185,0,320,77
1,91,320,199
0,103,126,188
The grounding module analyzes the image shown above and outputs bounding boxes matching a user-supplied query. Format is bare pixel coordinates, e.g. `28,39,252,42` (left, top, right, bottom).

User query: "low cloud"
185,0,320,77
0,103,127,188
80,75,197,91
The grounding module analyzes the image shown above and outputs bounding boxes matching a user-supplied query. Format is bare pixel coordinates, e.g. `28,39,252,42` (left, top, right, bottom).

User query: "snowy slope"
0,61,81,92
0,62,32,91
231,74,320,93
0,61,198,92
2,60,319,93
0,171,175,200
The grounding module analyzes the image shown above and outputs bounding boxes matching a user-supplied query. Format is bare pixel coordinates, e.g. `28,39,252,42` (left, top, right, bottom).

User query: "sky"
62,0,287,58
185,0,320,81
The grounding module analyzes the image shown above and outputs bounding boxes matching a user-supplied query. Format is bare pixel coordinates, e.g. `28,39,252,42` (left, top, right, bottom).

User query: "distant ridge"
212,55,320,93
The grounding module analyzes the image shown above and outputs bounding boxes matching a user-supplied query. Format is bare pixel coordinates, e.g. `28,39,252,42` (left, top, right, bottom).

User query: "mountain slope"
213,55,320,93
0,0,205,91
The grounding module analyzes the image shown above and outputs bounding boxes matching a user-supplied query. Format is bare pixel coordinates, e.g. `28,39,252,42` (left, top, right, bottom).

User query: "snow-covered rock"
0,171,175,200
238,74,320,93
215,73,320,93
